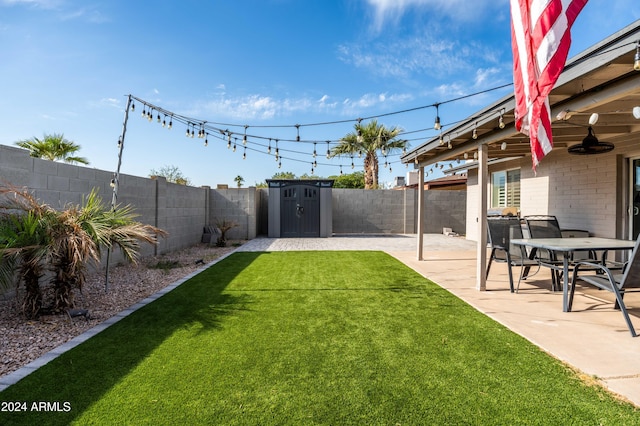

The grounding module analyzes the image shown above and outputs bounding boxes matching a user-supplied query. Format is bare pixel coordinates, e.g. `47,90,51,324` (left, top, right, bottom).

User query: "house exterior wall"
465,146,632,242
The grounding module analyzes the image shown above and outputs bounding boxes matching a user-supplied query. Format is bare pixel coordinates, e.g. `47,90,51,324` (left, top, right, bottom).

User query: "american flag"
511,0,588,169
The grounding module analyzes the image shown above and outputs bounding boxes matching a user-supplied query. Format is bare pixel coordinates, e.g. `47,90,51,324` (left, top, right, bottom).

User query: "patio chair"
486,216,540,293
569,237,640,337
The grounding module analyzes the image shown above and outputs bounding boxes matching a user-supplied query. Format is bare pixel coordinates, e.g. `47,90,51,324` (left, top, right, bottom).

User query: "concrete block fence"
0,144,466,261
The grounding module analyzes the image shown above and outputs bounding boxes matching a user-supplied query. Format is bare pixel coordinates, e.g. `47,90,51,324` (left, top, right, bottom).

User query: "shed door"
281,185,320,237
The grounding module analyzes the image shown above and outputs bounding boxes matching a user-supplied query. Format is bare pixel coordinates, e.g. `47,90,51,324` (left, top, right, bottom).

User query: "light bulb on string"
472,125,478,139
233,139,237,152
141,105,146,118
243,148,246,160
313,160,317,168
243,125,248,145
356,118,363,143
162,115,167,127
358,150,362,158
434,104,441,130
168,116,173,130
311,164,314,175
147,109,153,122
157,113,161,124
130,102,135,112
295,124,300,142
278,161,282,169
313,142,317,158
204,135,208,147
267,139,272,154
635,40,640,71
498,112,505,129
117,137,122,148
326,141,331,159
439,134,444,146
447,138,452,150
339,166,343,176
186,124,190,138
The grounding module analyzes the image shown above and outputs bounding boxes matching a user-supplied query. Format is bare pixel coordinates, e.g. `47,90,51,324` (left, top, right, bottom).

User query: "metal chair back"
524,215,562,239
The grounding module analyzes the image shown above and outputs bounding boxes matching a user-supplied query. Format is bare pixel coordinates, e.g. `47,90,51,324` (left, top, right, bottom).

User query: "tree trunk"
22,266,42,318
364,152,378,189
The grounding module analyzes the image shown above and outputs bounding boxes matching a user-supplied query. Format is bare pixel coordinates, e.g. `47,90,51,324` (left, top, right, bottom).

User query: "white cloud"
365,0,506,31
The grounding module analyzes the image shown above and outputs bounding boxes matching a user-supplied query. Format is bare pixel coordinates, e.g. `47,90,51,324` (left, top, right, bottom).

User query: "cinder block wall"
209,188,258,240
332,188,466,235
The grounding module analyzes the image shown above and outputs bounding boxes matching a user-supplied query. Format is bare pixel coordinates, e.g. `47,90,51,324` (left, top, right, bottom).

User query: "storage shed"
266,179,334,238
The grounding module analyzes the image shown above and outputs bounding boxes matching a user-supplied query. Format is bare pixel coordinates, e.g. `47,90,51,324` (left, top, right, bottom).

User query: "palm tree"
234,175,245,188
15,133,89,165
331,120,407,189
48,189,167,313
0,186,167,316
0,189,55,318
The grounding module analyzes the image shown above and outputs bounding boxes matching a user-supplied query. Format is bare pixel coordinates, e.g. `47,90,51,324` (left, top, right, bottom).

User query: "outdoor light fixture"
498,114,505,129
556,109,574,121
635,41,640,71
589,113,599,125
568,126,614,155
472,127,478,139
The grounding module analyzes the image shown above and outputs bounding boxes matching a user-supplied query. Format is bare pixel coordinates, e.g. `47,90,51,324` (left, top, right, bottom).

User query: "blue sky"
1,1,638,187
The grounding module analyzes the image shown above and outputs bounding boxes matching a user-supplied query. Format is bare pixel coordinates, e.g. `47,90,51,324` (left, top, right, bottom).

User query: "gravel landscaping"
0,242,243,378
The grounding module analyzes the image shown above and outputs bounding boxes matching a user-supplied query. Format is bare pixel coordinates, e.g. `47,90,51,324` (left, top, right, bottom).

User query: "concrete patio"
239,234,640,407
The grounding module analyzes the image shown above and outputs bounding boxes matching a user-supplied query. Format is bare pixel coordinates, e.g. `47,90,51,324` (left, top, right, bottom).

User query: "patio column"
416,165,424,260
476,144,488,290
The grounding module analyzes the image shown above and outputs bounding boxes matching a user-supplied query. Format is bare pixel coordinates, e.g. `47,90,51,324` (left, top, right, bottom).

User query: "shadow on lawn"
0,252,261,426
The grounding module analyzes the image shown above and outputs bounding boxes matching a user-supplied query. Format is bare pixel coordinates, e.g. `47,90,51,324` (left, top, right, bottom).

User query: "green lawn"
0,251,638,425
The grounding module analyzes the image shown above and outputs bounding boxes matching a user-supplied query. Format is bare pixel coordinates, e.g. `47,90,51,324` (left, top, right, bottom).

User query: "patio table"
510,237,635,312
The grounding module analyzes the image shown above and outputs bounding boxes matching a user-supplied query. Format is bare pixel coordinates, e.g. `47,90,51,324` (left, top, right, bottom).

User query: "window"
491,169,520,208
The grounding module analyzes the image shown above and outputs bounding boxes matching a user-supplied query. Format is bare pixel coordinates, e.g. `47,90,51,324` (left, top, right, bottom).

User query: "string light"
243,125,248,145
339,165,343,176
472,124,478,139
125,84,518,176
498,111,505,129
635,40,640,71
434,104,441,130
243,147,246,160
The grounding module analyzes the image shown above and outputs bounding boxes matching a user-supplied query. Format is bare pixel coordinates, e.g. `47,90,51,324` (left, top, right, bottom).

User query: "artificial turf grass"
0,251,638,425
